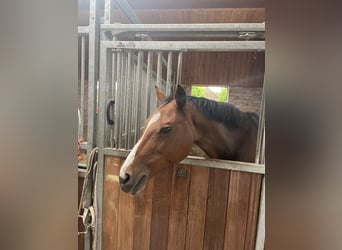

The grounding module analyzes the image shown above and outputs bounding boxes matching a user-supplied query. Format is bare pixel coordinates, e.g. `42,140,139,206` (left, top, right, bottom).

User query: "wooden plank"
185,166,210,250
117,158,135,250
203,168,230,250
102,156,121,250
132,175,155,250
223,171,251,250
244,174,262,250
150,164,173,250
167,164,192,250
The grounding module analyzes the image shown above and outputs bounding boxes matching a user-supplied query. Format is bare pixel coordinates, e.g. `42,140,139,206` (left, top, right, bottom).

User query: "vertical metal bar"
135,50,143,141
156,51,162,89
116,51,123,149
96,43,109,250
255,176,265,250
122,52,129,149
146,51,153,116
176,51,183,86
104,49,113,147
104,0,112,24
87,0,99,249
255,83,265,164
87,0,99,154
126,50,133,148
80,35,86,139
166,51,173,96
109,52,117,148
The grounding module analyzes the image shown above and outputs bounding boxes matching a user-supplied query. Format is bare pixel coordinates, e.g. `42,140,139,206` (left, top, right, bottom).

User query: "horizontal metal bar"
101,23,265,33
102,40,265,51
78,26,90,34
103,148,265,174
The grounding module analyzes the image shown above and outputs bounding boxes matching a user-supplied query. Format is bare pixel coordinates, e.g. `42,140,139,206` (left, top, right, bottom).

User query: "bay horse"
119,85,259,195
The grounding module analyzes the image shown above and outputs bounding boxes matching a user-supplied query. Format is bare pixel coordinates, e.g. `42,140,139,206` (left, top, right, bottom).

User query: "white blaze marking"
120,112,160,178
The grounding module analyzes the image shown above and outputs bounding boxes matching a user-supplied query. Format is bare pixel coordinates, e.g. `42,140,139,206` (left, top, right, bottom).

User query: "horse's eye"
159,126,172,134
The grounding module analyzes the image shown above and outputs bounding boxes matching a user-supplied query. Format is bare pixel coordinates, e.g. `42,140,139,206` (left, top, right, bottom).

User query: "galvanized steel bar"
101,23,265,32
156,51,163,90
116,51,123,149
87,0,99,154
104,0,112,24
80,35,86,139
146,51,152,116
78,26,90,34
109,52,117,147
135,50,143,140
176,51,183,86
126,50,133,148
166,51,173,96
122,52,129,149
102,40,265,52
255,85,265,164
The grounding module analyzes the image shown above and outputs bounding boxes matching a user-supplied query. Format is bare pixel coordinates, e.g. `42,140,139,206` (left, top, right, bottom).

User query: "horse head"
119,85,195,195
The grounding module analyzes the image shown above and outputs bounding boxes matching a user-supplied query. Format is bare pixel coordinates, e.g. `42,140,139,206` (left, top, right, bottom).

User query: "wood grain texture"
102,156,121,250
244,174,262,250
167,164,192,250
203,168,230,250
133,176,155,250
117,157,135,250
185,166,210,250
150,164,173,250
224,171,251,250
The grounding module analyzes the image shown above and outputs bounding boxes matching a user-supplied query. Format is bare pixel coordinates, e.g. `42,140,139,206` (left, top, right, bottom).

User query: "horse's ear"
155,85,166,102
175,85,187,110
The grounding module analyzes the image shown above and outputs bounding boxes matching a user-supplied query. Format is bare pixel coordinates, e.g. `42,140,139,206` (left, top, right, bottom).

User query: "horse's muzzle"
119,174,147,195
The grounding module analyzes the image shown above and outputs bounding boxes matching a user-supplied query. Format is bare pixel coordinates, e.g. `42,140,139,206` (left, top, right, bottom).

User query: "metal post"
146,51,152,116
104,0,112,24
87,0,99,153
116,51,123,149
126,50,133,148
121,51,129,149
176,51,183,86
80,35,86,139
166,51,173,96
156,51,162,90
135,50,143,141
255,85,265,164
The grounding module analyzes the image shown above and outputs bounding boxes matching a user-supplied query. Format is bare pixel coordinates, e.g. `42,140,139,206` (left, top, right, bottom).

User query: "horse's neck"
189,104,256,161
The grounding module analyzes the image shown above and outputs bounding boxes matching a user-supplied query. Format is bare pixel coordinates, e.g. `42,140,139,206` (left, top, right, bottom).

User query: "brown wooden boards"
203,168,231,250
102,155,263,250
185,166,210,250
167,164,192,250
102,156,121,250
150,164,173,250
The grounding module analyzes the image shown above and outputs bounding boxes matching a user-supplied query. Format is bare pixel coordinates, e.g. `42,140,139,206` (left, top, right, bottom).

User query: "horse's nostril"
119,173,130,185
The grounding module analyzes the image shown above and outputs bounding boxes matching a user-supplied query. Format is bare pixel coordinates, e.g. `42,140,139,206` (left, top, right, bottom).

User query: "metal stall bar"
146,51,153,116
156,51,163,90
87,0,99,153
255,85,265,164
166,51,173,96
96,43,112,250
104,0,112,24
102,22,265,33
115,51,123,149
109,52,117,147
134,50,143,143
121,51,129,149
80,34,86,140
125,50,133,149
102,40,265,52
78,26,90,34
176,51,183,86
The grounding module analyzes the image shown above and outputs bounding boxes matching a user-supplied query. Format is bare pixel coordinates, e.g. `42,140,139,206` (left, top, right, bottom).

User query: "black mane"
161,95,259,128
